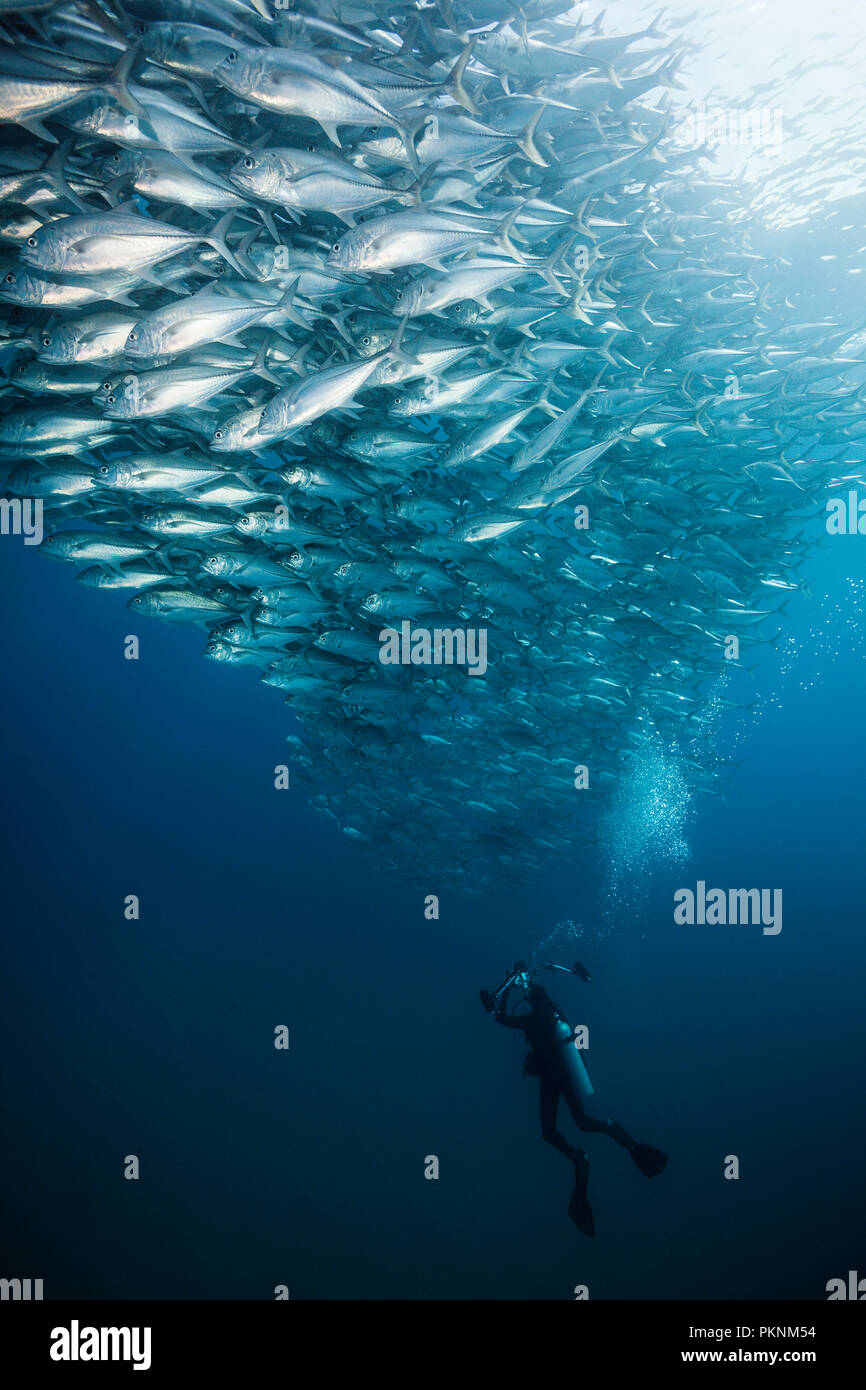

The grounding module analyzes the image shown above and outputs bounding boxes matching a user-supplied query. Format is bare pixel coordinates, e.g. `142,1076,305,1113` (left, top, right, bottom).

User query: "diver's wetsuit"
490,978,667,1235
494,984,636,1163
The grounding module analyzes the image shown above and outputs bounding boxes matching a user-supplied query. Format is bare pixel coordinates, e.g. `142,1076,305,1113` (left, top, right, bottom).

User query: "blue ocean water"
2,0,866,1306
1,514,864,1300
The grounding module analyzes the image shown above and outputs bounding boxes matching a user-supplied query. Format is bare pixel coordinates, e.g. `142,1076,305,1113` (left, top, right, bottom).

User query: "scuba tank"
551,1009,594,1099
484,959,594,1098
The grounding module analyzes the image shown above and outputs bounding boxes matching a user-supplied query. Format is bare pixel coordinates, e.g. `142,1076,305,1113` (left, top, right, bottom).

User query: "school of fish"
1,0,864,887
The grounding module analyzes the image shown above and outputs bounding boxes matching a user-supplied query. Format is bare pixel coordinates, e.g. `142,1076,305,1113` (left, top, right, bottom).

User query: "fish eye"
394,396,402,405
16,363,27,373
362,335,370,346
244,156,254,168
127,330,136,341
307,143,315,152
214,429,224,439
371,126,380,135
102,380,111,389
332,242,340,253
227,625,236,636
99,465,110,475
26,236,37,247
41,335,51,346
478,32,488,40
395,289,402,299
106,394,115,403
227,50,237,62
5,272,15,283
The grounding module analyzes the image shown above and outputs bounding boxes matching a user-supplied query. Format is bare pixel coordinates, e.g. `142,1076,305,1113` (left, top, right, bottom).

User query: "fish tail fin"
496,204,529,263
387,316,422,368
517,103,549,167
536,373,561,419
402,161,442,208
567,287,593,325
600,332,619,368
395,120,421,176
276,275,309,330
661,56,688,91
434,0,466,42
205,211,255,279
540,230,580,293
249,334,283,388
679,370,696,400
500,339,536,381
239,602,259,635
236,225,267,277
570,196,596,243
105,43,149,121
639,291,660,327
43,139,92,213
443,38,479,115
695,406,711,436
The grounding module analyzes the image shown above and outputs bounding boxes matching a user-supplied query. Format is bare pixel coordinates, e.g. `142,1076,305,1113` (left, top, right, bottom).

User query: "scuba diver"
481,960,667,1236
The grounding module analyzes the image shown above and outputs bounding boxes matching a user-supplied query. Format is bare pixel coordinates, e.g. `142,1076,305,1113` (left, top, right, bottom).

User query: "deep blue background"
1,516,864,1301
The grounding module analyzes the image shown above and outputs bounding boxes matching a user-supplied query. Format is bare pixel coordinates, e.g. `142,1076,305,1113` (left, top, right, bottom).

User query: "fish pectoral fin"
19,117,59,144
255,207,280,241
317,120,342,148
137,269,169,289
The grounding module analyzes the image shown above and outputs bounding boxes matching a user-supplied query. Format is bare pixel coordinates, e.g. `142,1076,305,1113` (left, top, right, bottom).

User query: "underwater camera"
480,958,590,1012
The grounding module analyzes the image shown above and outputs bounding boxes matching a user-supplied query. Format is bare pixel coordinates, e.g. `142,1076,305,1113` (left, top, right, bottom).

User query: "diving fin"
630,1143,668,1178
568,1150,595,1237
